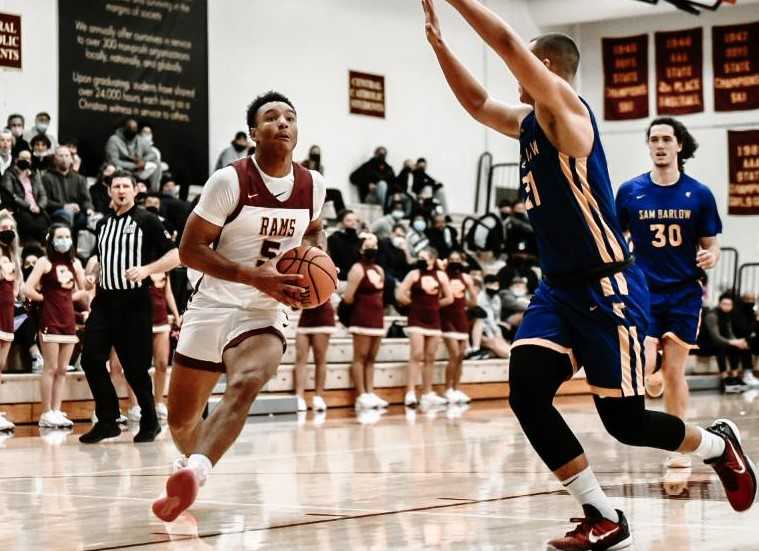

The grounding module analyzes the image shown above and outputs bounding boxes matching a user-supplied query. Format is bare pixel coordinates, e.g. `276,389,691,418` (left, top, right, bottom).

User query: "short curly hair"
246,91,296,129
647,117,699,172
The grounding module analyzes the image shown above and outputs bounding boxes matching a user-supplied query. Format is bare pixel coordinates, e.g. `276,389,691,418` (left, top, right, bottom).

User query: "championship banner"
349,71,386,118
58,0,208,184
0,12,22,70
713,21,759,112
601,34,649,121
728,130,759,215
655,28,704,115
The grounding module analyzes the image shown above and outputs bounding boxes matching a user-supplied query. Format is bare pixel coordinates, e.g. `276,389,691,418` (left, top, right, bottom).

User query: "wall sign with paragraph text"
349,71,385,119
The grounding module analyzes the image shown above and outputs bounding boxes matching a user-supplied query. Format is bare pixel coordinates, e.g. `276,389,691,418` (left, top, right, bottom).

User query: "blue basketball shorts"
646,281,703,349
513,265,650,398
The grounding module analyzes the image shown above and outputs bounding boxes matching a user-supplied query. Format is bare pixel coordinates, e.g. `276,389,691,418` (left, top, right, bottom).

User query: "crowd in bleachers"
0,110,758,432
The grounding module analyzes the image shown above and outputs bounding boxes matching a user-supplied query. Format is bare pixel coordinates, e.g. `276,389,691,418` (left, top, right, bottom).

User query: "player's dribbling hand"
696,249,717,270
246,260,305,308
422,0,443,47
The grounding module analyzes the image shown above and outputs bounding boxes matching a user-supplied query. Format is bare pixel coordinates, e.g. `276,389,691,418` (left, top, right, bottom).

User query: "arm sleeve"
697,187,722,237
143,212,177,258
193,167,240,227
311,171,327,221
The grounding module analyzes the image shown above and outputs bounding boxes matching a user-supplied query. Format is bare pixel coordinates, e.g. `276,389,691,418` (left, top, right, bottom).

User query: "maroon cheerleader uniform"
406,268,442,337
150,273,170,333
441,270,469,341
39,255,78,344
297,299,336,335
348,261,385,336
0,278,14,342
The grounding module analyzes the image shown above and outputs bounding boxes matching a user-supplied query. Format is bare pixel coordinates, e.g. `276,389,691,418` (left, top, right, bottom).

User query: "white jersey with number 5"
190,156,326,311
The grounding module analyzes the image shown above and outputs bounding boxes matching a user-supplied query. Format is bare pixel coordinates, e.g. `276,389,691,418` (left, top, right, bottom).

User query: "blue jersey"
519,101,630,277
615,172,722,291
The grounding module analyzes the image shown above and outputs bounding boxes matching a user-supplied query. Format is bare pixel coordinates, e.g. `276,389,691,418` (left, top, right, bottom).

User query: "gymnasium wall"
573,3,759,265
0,0,545,214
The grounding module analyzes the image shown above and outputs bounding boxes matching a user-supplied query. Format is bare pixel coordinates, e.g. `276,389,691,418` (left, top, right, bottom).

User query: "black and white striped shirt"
96,206,175,290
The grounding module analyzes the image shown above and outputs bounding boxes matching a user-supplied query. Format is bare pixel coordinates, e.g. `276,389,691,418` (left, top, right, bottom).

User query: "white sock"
187,454,212,486
561,467,618,521
692,427,726,461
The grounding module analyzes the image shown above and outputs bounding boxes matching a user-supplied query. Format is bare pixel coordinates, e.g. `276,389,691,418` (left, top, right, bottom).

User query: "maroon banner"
0,12,21,70
601,34,649,121
349,71,385,118
728,130,759,215
655,28,703,115
713,22,759,112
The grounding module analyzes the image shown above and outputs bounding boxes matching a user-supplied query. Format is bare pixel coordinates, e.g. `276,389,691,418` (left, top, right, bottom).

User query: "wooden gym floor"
0,392,757,550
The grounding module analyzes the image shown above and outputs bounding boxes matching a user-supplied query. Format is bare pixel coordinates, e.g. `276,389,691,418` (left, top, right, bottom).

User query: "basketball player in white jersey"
153,91,327,522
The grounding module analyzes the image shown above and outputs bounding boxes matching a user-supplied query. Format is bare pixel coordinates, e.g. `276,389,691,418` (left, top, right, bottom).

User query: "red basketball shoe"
546,505,632,550
152,468,200,522
704,418,758,512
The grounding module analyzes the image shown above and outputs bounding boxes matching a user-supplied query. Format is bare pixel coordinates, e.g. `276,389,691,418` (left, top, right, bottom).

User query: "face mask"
447,262,462,274
415,259,428,271
142,134,153,146
0,230,15,245
486,287,499,297
362,248,378,260
392,236,405,249
391,210,404,220
35,122,49,133
145,206,159,215
16,159,31,171
22,266,34,280
412,220,426,232
33,151,46,159
344,227,357,236
53,237,72,253
376,153,386,162
232,143,247,152
309,152,321,162
10,127,23,138
499,210,510,220
124,128,137,140
511,284,527,297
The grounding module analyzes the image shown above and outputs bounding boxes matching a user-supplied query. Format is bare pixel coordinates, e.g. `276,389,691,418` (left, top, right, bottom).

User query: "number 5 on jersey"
256,239,281,266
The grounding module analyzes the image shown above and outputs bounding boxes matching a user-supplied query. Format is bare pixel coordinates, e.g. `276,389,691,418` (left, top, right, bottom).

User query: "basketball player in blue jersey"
616,118,725,470
422,1,756,548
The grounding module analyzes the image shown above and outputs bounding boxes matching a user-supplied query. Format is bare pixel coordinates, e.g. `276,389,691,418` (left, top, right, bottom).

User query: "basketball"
277,245,337,309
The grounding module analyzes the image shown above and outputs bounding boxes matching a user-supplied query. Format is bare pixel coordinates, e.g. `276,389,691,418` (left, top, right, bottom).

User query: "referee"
80,170,180,444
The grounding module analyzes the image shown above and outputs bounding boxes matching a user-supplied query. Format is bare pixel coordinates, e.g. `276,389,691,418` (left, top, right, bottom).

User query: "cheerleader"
440,250,477,404
24,223,86,428
344,233,388,410
397,246,453,408
0,212,20,432
293,299,336,412
149,272,181,420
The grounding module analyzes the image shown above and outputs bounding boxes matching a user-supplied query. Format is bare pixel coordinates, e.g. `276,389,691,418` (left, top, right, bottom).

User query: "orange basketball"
276,245,337,309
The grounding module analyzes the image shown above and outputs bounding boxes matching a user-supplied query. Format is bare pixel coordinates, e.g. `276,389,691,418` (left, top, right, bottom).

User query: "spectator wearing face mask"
0,130,12,177
139,125,166,173
215,131,250,171
6,114,30,158
29,135,53,175
504,199,537,259
499,276,530,340
42,146,93,229
23,223,87,428
143,193,177,239
105,118,161,191
349,146,394,205
371,201,406,240
411,158,448,214
2,149,49,244
90,163,118,215
376,223,412,306
470,274,511,359
425,214,459,260
24,112,58,154
301,145,324,174
407,214,430,259
328,209,362,282
159,177,192,241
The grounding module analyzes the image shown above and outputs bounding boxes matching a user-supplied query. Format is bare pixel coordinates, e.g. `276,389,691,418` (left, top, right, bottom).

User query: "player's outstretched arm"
179,213,304,307
422,0,529,138
444,0,592,154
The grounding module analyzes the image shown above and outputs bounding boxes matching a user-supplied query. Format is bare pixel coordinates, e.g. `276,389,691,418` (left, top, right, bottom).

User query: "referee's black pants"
81,287,157,427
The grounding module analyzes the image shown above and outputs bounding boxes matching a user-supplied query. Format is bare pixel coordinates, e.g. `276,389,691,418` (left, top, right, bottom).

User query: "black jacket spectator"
504,204,537,258
350,148,395,202
90,179,111,215
411,161,438,196
377,236,411,282
425,216,459,260
328,228,361,282
2,162,49,243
